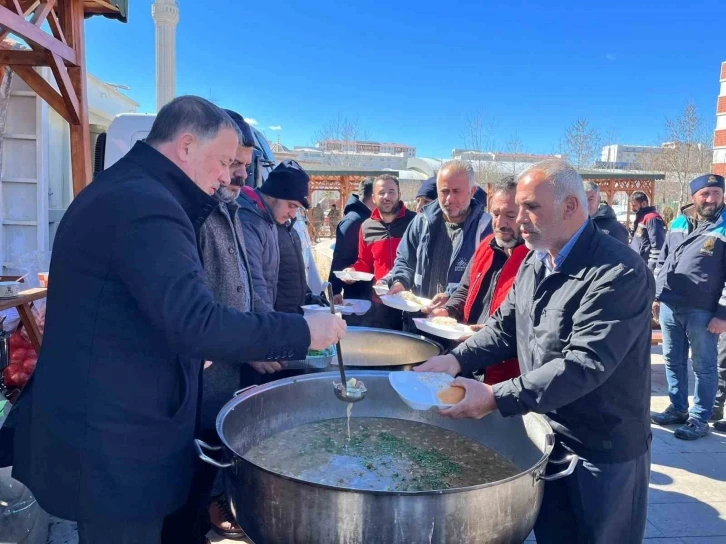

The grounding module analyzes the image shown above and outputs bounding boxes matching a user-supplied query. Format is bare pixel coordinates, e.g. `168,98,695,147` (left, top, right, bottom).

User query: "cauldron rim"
216,371,555,496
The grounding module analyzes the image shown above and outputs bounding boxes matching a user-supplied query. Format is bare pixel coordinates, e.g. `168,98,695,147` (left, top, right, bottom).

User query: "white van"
94,113,322,292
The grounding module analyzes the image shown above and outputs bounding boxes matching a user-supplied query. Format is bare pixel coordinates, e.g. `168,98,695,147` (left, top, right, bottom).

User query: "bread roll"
437,385,465,404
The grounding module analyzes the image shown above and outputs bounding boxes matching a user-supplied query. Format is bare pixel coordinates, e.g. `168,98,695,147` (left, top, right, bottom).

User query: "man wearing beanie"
239,160,320,315
415,177,437,213
652,173,726,440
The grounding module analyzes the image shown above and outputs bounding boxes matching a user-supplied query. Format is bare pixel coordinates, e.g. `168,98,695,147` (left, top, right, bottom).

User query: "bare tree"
313,114,370,167
461,110,499,186
504,132,524,175
657,101,713,207
561,119,602,169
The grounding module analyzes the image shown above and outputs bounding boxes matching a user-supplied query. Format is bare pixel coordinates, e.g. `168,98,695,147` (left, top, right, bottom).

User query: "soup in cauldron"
243,417,519,492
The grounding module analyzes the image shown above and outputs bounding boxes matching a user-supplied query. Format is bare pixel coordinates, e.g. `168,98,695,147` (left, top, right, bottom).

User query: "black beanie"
259,160,310,209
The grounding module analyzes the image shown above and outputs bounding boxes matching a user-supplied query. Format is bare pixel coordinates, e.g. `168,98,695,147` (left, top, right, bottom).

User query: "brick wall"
719,96,726,115
713,163,726,177
721,62,726,81
715,129,726,148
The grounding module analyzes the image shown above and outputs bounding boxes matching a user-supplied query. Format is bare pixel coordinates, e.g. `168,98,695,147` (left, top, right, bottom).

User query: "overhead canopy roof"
2,0,128,23
82,0,128,23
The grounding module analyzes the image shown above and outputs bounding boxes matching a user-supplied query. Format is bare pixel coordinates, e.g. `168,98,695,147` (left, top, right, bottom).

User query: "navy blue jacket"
629,206,665,270
592,203,629,245
329,194,372,298
655,204,726,319
12,142,310,522
388,199,492,297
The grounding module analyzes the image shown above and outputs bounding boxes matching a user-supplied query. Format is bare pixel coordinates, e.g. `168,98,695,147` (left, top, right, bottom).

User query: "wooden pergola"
304,165,392,239
485,169,665,227
0,0,127,196
578,170,664,227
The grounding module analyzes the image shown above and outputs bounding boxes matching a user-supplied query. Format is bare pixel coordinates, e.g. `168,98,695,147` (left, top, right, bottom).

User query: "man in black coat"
584,180,629,244
11,96,345,544
329,178,374,305
418,159,653,543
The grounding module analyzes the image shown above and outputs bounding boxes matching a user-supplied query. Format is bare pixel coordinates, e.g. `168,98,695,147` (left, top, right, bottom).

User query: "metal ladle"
322,282,366,403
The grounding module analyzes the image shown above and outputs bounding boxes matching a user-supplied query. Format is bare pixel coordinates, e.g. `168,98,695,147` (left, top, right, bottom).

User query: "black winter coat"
592,203,629,245
11,142,310,523
329,194,372,298
275,221,308,314
452,220,654,463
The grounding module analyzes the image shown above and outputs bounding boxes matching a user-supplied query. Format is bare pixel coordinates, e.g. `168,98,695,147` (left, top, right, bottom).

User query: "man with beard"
629,191,665,270
387,161,492,303
417,159,653,543
429,176,527,385
651,174,726,440
341,175,416,328
329,178,374,308
194,109,260,540
584,181,629,244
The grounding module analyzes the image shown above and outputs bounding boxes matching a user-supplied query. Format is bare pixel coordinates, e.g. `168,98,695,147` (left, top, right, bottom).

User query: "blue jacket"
388,199,492,297
629,206,665,270
238,187,279,312
11,142,310,522
328,194,372,298
655,204,726,319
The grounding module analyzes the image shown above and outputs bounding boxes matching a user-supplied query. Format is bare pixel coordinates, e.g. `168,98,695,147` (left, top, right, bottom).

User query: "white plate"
333,270,374,282
380,293,432,312
301,304,348,314
389,371,456,410
301,301,371,316
339,299,372,316
373,284,390,296
412,318,475,341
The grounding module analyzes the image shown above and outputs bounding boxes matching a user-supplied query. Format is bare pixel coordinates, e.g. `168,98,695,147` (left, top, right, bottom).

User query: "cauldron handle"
194,439,233,469
537,454,579,482
234,385,259,397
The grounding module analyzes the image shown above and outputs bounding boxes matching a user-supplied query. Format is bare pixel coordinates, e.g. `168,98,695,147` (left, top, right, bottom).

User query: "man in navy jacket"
387,160,492,301
11,96,345,544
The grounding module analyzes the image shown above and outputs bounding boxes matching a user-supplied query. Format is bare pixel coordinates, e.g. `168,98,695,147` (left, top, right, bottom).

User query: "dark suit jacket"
12,142,310,522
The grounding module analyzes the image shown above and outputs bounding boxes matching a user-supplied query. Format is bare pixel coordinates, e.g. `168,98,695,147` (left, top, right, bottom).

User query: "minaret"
713,61,726,177
151,0,179,111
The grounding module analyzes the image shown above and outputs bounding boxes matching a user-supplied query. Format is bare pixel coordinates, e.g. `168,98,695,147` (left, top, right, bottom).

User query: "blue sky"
86,0,726,158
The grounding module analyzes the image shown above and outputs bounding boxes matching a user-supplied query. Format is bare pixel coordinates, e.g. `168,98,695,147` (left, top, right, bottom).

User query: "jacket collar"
124,141,217,230
240,186,275,224
371,201,408,222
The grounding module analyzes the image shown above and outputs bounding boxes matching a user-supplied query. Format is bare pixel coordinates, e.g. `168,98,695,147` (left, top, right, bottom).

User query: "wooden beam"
0,4,77,65
63,0,90,194
9,0,24,16
46,4,66,44
0,50,47,66
12,65,72,123
29,0,55,27
46,50,78,123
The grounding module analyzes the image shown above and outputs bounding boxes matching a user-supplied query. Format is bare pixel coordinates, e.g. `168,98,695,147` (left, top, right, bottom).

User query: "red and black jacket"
463,234,529,385
351,203,416,287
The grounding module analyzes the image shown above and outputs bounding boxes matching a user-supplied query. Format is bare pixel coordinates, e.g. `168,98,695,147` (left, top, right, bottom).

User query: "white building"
600,144,662,167
293,145,408,170
1,69,138,274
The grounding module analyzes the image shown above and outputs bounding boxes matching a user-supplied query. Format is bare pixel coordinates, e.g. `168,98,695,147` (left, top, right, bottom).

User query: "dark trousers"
161,430,218,544
78,518,164,544
534,445,651,544
716,333,726,408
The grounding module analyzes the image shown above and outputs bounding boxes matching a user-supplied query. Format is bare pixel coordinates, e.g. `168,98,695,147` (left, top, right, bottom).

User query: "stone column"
151,0,179,112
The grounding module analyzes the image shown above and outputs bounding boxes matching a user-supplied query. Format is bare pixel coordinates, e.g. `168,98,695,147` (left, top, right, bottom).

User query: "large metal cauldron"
196,372,577,544
330,327,443,371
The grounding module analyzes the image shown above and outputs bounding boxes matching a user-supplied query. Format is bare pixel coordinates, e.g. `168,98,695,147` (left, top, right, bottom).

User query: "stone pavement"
13,346,726,543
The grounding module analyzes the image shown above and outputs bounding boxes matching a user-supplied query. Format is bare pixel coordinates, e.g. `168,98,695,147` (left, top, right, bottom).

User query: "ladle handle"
325,283,348,387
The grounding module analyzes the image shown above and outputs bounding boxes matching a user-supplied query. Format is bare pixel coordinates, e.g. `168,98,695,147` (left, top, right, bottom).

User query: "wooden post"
63,0,91,195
